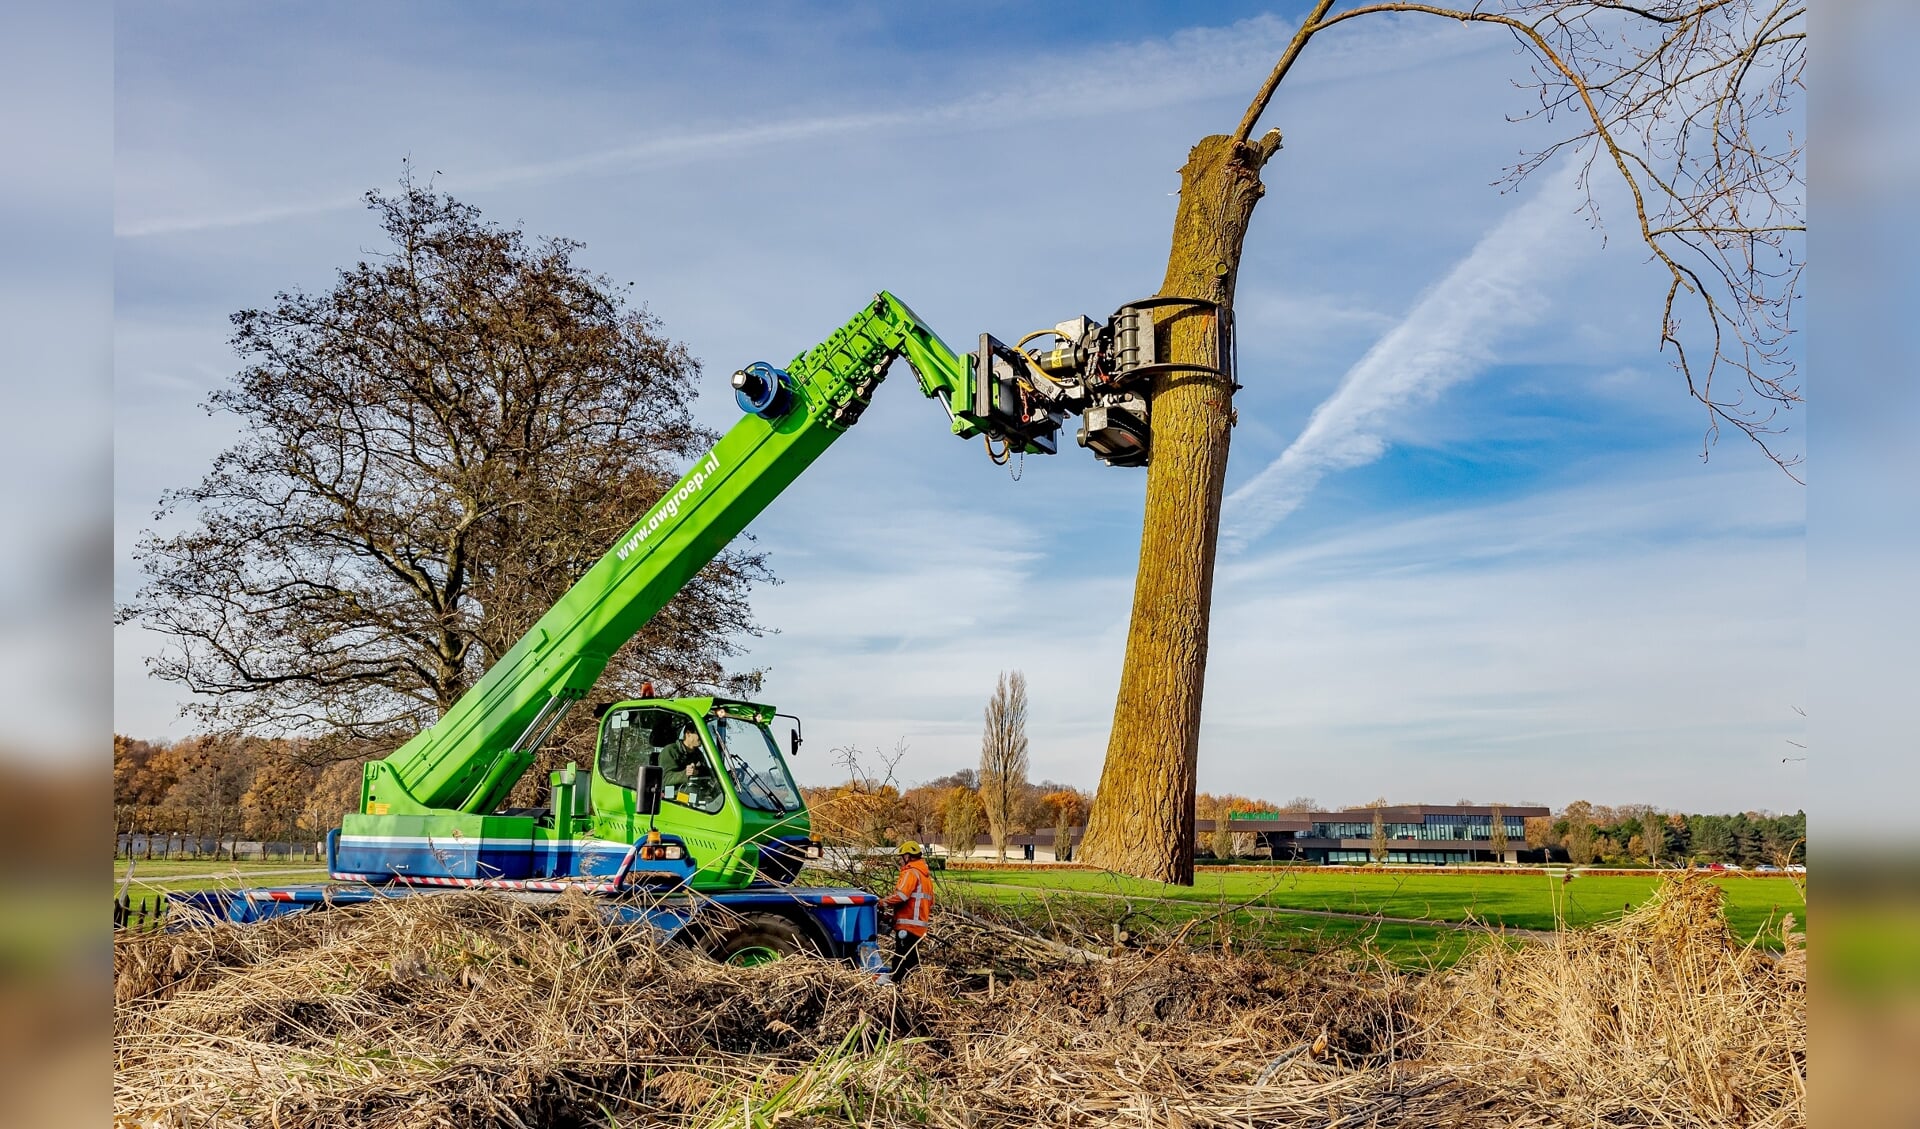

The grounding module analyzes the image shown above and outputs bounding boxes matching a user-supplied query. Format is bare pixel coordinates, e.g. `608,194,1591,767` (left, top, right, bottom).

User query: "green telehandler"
182,289,1227,966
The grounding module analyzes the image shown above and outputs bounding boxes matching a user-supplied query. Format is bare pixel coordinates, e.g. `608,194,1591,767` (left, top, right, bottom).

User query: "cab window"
597,707,724,814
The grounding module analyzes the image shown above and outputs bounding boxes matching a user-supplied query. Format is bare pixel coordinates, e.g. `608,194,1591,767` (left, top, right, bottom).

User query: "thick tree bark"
1079,130,1280,885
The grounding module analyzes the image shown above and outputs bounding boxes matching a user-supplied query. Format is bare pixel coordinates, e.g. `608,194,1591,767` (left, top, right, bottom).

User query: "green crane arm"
361,292,1042,816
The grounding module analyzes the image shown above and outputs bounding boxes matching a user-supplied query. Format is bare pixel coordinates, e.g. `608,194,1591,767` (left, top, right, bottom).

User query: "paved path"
114,866,329,885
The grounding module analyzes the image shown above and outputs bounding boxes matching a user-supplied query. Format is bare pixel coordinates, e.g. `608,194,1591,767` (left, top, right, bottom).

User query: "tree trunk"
1079,131,1281,885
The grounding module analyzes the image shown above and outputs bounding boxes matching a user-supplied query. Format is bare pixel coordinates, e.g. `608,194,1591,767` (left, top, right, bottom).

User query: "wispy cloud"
114,109,921,238
116,12,1493,239
1221,162,1591,550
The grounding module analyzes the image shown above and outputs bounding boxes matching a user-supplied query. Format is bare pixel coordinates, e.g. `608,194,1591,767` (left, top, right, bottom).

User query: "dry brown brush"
115,874,1802,1128
1419,872,1807,1127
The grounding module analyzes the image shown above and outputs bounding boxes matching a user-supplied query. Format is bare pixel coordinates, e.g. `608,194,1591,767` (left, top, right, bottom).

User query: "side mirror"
776,712,804,757
636,764,664,816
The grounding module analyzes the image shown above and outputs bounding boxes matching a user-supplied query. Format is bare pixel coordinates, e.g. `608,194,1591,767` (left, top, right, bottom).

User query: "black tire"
703,912,818,966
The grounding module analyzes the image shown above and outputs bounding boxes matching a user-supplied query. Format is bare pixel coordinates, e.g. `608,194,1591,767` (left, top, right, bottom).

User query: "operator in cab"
658,722,715,805
880,841,936,983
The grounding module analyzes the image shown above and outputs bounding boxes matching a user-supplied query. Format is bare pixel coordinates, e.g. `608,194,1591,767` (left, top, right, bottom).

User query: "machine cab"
588,696,813,887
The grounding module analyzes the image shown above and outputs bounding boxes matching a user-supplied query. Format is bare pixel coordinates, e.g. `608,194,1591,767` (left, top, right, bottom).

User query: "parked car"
1754,864,1780,872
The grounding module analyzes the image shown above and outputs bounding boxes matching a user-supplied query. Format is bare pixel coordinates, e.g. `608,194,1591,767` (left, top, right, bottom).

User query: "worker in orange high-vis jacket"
880,841,936,983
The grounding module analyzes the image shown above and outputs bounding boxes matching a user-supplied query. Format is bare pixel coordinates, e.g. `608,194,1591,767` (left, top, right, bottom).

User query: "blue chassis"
171,880,884,962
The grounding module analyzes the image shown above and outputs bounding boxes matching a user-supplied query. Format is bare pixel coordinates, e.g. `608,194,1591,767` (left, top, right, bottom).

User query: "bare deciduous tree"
1082,0,1803,883
1489,804,1510,862
977,671,1031,862
121,178,771,763
816,740,910,848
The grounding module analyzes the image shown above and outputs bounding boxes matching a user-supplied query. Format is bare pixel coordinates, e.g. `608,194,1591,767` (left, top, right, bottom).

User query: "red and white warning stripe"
324,873,625,894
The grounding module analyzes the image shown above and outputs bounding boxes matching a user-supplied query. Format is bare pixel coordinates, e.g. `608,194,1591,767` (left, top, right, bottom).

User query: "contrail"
1221,163,1588,552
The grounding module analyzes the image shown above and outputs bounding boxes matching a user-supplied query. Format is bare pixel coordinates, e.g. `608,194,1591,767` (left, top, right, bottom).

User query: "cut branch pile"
115,875,1803,1128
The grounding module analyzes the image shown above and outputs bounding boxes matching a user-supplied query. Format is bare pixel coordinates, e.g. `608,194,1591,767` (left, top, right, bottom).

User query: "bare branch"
1234,0,1342,144
1252,0,1805,473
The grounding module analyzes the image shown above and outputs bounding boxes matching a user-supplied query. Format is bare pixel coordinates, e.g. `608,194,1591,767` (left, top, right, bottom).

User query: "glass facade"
1324,849,1473,864
1310,816,1525,841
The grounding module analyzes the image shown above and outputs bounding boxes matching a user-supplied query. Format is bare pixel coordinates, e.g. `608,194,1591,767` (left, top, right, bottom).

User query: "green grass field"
938,867,1805,965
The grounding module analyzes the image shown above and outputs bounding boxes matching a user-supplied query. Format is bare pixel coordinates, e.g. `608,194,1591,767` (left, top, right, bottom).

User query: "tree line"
113,729,1806,869
114,734,361,857
801,770,1299,861
1521,800,1805,868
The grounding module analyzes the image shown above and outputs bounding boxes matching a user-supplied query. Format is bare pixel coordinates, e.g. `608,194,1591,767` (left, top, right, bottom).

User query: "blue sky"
112,2,1810,814
2,4,112,765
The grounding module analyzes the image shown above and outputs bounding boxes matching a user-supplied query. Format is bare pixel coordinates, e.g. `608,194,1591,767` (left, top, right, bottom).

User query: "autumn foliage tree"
1041,788,1086,862
1081,0,1804,883
1040,789,1086,827
113,735,180,815
1567,823,1601,865
120,178,770,767
238,757,319,843
156,734,260,860
941,787,983,859
1524,815,1556,854
1210,818,1237,862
